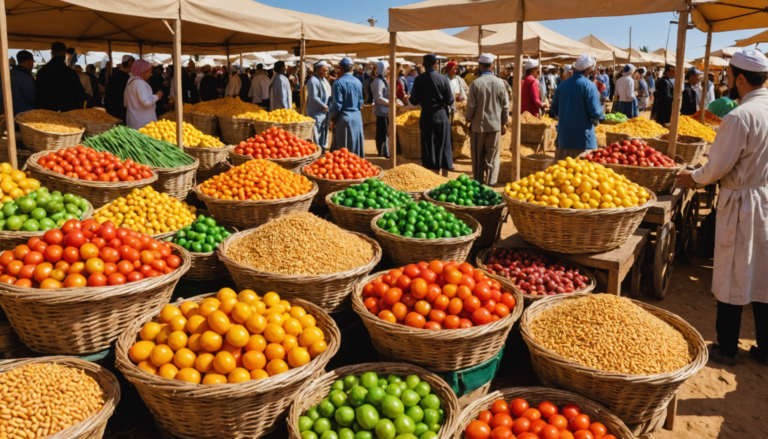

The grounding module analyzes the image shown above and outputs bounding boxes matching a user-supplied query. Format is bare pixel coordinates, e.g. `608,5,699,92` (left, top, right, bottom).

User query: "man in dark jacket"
181,61,200,104
199,65,219,101
680,68,701,116
652,64,676,125
148,65,168,116
85,64,101,108
103,55,134,121
9,50,36,115
238,67,251,103
34,42,86,112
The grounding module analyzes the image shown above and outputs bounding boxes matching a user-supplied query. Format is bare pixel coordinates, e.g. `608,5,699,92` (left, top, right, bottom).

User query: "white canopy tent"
651,48,694,66
734,29,768,47
578,35,630,61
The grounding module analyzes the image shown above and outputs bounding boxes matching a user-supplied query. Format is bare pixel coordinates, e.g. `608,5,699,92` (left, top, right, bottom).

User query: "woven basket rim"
191,112,218,119
194,181,319,206
324,189,401,214
218,227,382,281
270,147,322,165
578,152,686,173
26,150,160,189
0,242,190,303
370,210,482,245
352,269,523,340
653,133,706,144
17,110,85,135
115,294,340,395
62,115,121,129
521,153,555,161
0,198,94,240
182,144,233,154
302,164,384,183
150,157,200,174
520,294,709,383
502,187,657,217
272,120,316,127
0,356,121,439
423,190,507,215
216,114,256,122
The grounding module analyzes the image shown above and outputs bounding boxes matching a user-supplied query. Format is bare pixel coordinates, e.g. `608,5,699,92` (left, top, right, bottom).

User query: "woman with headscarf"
371,60,391,158
614,64,639,118
636,67,650,112
124,59,163,129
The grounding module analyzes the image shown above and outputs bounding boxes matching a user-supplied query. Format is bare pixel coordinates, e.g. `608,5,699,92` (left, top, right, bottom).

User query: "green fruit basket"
164,213,236,280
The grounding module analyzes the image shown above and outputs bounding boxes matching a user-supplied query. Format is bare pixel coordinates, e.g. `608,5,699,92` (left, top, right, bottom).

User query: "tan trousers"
471,131,501,186
554,146,588,162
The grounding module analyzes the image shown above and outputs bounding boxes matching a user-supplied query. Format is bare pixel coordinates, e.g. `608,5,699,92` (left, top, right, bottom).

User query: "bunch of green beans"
83,126,195,168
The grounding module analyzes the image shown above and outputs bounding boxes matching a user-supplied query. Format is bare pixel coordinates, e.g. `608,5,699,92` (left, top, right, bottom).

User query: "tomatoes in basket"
234,127,317,160
303,148,381,180
36,146,152,182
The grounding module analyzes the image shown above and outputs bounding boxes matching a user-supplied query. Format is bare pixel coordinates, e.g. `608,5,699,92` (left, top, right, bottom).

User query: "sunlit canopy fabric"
692,56,731,67
692,0,768,33
578,35,630,60
651,48,693,65
622,47,665,65
735,29,768,46
711,45,746,58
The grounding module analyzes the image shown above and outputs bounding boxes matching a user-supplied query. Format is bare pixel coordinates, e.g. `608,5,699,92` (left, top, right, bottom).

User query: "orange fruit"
199,331,223,352
282,334,298,353
231,302,253,324
226,325,250,348
175,368,201,384
245,314,267,334
309,339,328,359
278,300,292,312
188,334,203,352
287,347,311,368
213,351,236,374
217,287,237,302
140,322,163,341
252,301,267,315
155,325,174,345
244,334,267,352
201,297,221,308
186,315,208,334
167,331,188,351
282,318,303,337
228,367,251,383
290,306,307,319
194,353,215,373
202,373,228,385
263,292,280,307
137,360,157,375
168,315,187,332
298,327,323,348
263,323,285,344
159,305,182,323
179,301,199,318
219,297,238,315
266,359,289,376
237,289,259,305
158,363,179,379
264,343,285,361
242,351,267,371
150,344,174,367
250,369,269,380
208,310,231,335
197,301,219,318
266,313,284,326
173,348,197,369
298,314,316,329
129,341,156,363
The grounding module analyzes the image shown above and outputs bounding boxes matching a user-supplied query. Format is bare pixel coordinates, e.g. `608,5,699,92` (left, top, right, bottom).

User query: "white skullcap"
524,58,539,70
574,54,595,70
623,63,636,76
478,53,495,64
314,60,329,68
730,49,768,73
564,65,572,72
377,60,389,76
121,55,135,63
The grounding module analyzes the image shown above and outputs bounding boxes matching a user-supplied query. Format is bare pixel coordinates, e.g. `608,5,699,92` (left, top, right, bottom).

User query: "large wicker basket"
0,243,190,354
520,123,549,144
362,104,375,125
455,387,635,439
191,113,219,136
182,144,231,172
352,270,523,371
151,158,200,201
0,356,121,439
325,190,396,237
268,148,322,174
196,161,232,184
63,116,120,138
116,295,339,439
0,199,94,249
195,182,317,230
302,165,383,206
521,295,708,425
251,120,276,136
578,152,686,195
218,115,255,144
17,111,85,152
218,229,381,313
520,153,555,178
273,120,315,140
228,149,255,168
289,362,459,439
422,191,507,248
25,151,158,208
503,190,656,254
371,211,481,266
605,132,655,146
397,124,421,159
648,134,707,165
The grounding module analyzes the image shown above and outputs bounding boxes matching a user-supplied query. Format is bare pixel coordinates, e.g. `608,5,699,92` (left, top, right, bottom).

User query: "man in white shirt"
694,72,716,111
249,63,271,108
73,65,93,102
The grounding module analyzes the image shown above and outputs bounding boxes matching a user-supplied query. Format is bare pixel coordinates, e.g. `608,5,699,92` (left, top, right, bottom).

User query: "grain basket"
371,211,481,266
268,147,322,174
0,243,189,354
503,190,655,254
25,150,158,208
520,153,555,178
0,356,121,439
273,120,315,140
520,122,548,144
16,111,85,152
454,387,635,439
325,190,396,237
182,144,231,171
218,115,255,144
397,123,421,159
150,158,200,201
648,134,707,165
191,113,219,136
218,229,381,313
289,362,459,439
195,182,317,230
475,247,596,305
520,294,708,425
423,191,507,248
578,152,686,195
0,199,94,249
362,104,375,125
352,271,523,371
116,295,339,439
64,116,120,138
302,165,383,206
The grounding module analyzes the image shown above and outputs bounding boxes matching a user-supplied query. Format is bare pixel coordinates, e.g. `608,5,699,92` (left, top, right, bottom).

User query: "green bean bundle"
83,126,195,168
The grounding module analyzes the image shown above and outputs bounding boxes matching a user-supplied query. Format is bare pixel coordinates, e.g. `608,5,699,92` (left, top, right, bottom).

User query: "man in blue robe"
409,54,454,171
307,60,331,150
269,61,292,111
331,57,365,157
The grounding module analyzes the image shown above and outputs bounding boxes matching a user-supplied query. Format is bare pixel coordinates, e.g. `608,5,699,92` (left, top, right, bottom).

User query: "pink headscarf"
131,59,152,77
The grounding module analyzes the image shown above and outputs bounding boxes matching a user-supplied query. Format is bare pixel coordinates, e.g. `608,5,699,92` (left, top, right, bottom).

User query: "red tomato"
489,413,514,430
166,254,180,269
589,422,607,439
466,420,491,439
63,247,80,264
561,404,581,421
43,245,63,263
530,419,548,435
538,401,558,418
404,312,426,329
88,273,107,287
510,398,530,417
491,400,510,416
570,414,591,431
512,417,531,435
522,408,541,423
107,273,127,285
444,315,460,329
23,251,43,266
419,268,437,284
540,425,561,439
61,219,82,234
126,271,144,283
424,321,441,330
427,260,444,275
473,282,492,301
396,274,411,290
464,296,481,313
458,318,473,329
573,431,594,439
477,411,493,425
65,230,86,248
0,251,14,267
471,308,492,326
490,427,513,439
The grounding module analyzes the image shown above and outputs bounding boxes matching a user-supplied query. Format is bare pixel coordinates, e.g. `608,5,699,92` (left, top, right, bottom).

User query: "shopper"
465,53,509,186
636,67,650,112
198,65,219,101
520,58,546,117
124,59,162,129
147,65,167,115
34,42,86,112
225,69,242,98
677,49,768,367
330,57,365,157
10,50,35,115
596,67,610,102
370,61,392,159
696,71,716,111
269,61,292,111
103,55,134,121
708,96,739,117
408,54,454,173
445,61,467,118
680,68,701,116
248,64,270,108
306,60,332,151
73,66,93,105
613,64,639,118
607,67,616,101
549,54,604,161
652,64,675,125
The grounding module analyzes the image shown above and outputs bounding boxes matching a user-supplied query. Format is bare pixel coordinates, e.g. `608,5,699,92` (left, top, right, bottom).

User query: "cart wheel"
705,183,718,209
654,222,676,299
680,191,700,263
631,241,645,296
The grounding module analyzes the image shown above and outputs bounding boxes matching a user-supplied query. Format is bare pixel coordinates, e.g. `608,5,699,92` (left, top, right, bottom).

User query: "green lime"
355,431,373,439
298,416,314,432
319,399,336,418
381,395,404,419
194,222,208,234
348,386,368,408
16,198,35,214
419,432,438,439
393,415,415,435
413,382,431,398
302,432,319,439
321,430,339,439
65,203,79,214
377,379,388,388
2,203,16,217
0,219,6,230
413,423,428,437
313,418,332,435
419,395,440,411
331,380,345,391
343,375,359,391
404,376,420,390
35,194,50,208
335,406,356,427
39,217,55,231
21,219,40,232
400,390,420,408
306,405,321,421
366,386,384,407
30,208,46,221
355,404,380,430
45,200,63,214
6,216,23,231
422,409,439,427
375,419,396,439
360,372,378,389
385,384,403,398
191,242,203,253
329,390,348,408
202,244,213,253
339,428,355,439
405,406,423,424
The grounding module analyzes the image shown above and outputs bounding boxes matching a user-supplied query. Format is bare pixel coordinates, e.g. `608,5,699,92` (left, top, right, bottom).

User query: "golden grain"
380,164,449,192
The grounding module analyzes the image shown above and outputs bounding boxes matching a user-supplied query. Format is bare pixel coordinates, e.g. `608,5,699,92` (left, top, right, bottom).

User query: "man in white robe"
678,49,768,366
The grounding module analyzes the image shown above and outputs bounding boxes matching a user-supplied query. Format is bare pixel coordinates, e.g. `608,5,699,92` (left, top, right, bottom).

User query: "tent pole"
667,7,689,160
389,32,397,169
478,25,483,57
299,39,306,116
537,38,541,80
139,42,143,58
700,30,712,124
240,51,243,68
174,19,184,149
226,42,230,70
0,0,15,169
107,41,113,82
628,27,632,64
512,22,524,182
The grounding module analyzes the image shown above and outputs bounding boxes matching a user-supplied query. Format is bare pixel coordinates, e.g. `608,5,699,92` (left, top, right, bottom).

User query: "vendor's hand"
677,171,695,189
156,91,164,98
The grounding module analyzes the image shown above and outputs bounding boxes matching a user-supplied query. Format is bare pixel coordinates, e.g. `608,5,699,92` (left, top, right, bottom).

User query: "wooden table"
495,228,650,296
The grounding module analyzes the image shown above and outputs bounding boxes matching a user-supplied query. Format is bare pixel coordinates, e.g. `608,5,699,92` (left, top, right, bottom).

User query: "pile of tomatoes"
36,146,153,182
233,127,317,160
362,261,516,330
0,219,182,289
303,148,381,181
464,397,616,439
584,140,677,168
482,249,591,296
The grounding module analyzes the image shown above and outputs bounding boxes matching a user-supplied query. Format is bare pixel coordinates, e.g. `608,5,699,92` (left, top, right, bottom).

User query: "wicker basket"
520,123,548,144
520,153,555,178
196,161,232,183
503,190,655,254
191,113,219,136
251,120,276,136
195,182,317,230
455,387,635,439
18,122,85,153
64,116,120,138
451,133,469,160
218,115,255,144
151,159,200,201
475,247,597,304
0,199,94,250
116,295,339,439
289,362,459,439
520,295,708,425
273,120,315,140
268,148,322,174
604,132,656,146
371,211,481,266
325,190,396,238
0,356,121,439
397,124,421,159
579,152,686,195
423,191,507,248
182,144,231,172
0,243,190,354
25,151,158,208
362,104,375,125
352,270,523,371
648,134,707,165
406,190,424,202
302,165,383,206
218,229,381,313
228,149,255,168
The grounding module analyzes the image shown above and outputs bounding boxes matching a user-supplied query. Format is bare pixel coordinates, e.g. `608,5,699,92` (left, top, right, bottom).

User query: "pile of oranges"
128,288,327,385
198,159,313,201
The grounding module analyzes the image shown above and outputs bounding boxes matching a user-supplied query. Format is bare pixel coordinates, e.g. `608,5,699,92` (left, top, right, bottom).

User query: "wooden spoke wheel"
654,222,676,299
679,191,701,263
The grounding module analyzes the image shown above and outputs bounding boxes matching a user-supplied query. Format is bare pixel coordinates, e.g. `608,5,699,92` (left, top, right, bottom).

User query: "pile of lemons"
93,186,196,235
0,163,40,202
244,109,313,123
396,111,421,126
139,120,224,148
505,157,651,209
